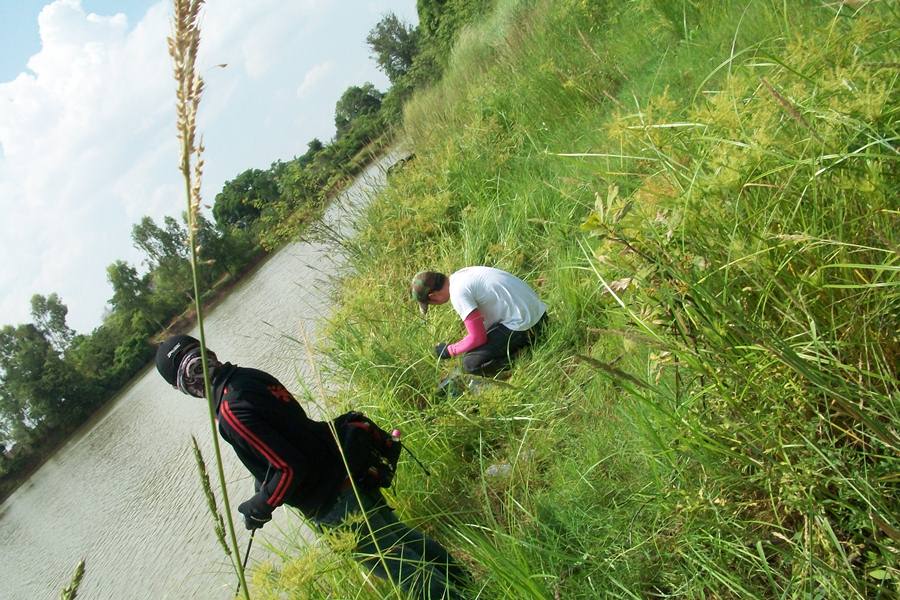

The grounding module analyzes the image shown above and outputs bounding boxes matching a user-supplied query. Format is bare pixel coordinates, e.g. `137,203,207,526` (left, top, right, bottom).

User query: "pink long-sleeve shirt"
447,309,487,356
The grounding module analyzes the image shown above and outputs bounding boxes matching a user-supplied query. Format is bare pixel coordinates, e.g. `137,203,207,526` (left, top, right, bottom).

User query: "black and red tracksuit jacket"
212,363,345,519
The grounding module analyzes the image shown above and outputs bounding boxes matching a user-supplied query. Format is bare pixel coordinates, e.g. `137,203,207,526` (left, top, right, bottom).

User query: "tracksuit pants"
314,488,467,599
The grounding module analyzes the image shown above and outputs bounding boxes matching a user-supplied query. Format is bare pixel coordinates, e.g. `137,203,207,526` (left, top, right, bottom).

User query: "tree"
366,13,419,84
0,384,33,449
412,0,492,84
297,138,325,168
132,215,201,311
0,324,84,432
416,0,445,38
106,261,153,316
132,216,188,269
334,83,384,137
193,211,255,278
306,137,325,154
275,162,318,206
416,0,490,45
67,327,120,387
30,293,74,351
213,168,279,228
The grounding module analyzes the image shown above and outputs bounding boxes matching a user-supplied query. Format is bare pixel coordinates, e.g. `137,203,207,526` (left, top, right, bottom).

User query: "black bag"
333,411,402,488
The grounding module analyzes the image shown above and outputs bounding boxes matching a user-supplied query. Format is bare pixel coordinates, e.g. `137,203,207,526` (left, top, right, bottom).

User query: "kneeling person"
411,266,548,376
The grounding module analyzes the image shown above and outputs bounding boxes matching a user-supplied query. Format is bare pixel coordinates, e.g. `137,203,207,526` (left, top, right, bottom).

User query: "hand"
434,342,452,360
238,499,272,531
243,513,271,531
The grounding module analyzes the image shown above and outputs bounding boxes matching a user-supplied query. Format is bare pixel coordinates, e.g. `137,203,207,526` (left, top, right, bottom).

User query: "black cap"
156,334,200,386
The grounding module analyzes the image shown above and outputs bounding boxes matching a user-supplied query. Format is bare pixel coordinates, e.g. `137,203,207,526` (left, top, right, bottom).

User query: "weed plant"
251,1,898,598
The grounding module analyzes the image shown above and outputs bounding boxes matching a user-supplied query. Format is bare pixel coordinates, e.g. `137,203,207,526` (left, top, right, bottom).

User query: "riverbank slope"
253,2,898,598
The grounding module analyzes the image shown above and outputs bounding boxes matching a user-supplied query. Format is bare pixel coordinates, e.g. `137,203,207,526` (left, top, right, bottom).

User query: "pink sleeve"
447,310,487,356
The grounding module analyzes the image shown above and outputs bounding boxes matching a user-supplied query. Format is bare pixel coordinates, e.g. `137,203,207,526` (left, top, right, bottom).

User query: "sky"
0,0,419,334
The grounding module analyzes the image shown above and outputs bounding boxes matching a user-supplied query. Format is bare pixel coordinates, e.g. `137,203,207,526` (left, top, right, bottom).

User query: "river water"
0,150,403,600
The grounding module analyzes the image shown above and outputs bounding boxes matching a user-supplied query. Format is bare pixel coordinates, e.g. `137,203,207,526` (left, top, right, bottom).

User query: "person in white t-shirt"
410,266,548,376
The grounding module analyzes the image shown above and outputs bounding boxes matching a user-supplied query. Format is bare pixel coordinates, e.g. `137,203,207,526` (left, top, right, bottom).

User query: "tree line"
0,0,492,497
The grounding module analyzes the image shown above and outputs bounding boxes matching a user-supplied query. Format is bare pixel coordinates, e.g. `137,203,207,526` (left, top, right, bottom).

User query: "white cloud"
0,0,414,333
297,61,334,98
0,0,172,332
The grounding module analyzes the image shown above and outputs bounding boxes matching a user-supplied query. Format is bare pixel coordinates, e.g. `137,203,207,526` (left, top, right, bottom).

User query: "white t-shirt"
449,266,546,331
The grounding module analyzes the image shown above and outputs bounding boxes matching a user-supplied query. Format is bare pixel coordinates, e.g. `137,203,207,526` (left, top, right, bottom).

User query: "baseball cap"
410,271,446,315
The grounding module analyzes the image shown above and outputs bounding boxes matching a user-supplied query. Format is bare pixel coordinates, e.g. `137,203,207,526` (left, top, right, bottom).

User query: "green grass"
250,1,899,598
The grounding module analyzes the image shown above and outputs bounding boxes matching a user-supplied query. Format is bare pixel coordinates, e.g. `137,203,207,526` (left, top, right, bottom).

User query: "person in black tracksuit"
156,335,467,599
214,361,346,523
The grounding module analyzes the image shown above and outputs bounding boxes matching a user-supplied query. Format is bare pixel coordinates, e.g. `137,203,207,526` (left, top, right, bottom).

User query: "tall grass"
251,0,898,597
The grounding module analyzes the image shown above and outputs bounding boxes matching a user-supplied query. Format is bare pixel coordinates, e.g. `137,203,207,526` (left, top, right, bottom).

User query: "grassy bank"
251,1,898,598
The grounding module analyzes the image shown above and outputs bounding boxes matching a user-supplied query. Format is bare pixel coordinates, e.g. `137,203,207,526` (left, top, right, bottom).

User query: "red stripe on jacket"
220,399,294,507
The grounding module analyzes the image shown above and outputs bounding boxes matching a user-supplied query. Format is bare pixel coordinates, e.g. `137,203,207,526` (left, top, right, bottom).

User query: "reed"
167,0,249,597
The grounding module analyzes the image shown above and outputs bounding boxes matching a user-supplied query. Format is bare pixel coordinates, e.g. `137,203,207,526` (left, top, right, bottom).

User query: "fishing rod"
234,529,256,598
234,465,270,596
